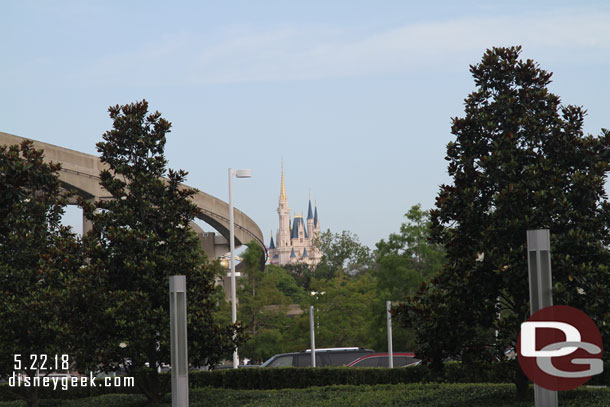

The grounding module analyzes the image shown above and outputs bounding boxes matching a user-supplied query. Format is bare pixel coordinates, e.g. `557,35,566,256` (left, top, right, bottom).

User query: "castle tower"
269,163,321,266
276,162,291,259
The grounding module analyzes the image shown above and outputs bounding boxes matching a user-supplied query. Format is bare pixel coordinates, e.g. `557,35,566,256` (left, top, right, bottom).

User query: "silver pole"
228,169,239,369
386,301,393,368
169,276,188,407
310,305,316,367
526,229,557,407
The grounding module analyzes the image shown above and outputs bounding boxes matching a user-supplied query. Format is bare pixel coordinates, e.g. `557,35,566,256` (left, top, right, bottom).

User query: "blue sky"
2,1,610,249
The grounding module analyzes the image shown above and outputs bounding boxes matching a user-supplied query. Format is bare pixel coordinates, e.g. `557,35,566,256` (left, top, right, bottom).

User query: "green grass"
0,383,608,407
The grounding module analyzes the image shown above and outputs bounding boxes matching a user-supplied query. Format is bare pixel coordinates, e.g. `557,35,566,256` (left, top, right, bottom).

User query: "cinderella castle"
268,165,322,266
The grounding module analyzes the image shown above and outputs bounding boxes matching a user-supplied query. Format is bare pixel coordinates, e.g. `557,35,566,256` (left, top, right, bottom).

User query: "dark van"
260,347,375,367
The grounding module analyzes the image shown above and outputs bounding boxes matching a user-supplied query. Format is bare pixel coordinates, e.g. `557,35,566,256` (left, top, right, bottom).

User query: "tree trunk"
514,366,530,401
145,394,162,406
430,353,444,375
26,388,39,407
136,368,165,406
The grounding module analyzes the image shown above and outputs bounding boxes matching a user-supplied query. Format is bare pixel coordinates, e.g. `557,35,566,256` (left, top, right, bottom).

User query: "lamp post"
169,276,188,407
386,301,393,368
527,229,557,407
309,306,316,367
228,168,251,369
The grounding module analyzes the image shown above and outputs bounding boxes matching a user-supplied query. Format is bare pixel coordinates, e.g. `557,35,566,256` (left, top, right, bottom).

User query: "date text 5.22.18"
13,354,70,371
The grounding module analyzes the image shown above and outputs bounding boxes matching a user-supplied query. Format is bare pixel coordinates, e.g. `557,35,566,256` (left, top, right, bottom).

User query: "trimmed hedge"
0,377,140,402
188,383,536,407
1,361,608,401
2,384,610,407
189,363,513,390
0,363,509,401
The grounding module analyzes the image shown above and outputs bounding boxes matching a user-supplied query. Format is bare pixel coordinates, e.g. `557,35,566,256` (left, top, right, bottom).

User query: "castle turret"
307,198,314,240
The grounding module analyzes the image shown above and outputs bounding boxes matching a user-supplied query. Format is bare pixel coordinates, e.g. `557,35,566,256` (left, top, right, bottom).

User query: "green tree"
397,46,610,398
375,204,445,299
238,243,286,337
240,241,267,298
315,229,373,279
81,100,244,405
370,204,445,352
0,141,85,407
237,273,299,363
237,243,306,363
283,262,315,290
266,265,306,303
306,273,378,348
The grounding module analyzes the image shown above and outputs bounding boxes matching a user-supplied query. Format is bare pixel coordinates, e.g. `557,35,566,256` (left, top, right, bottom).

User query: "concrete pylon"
82,200,95,235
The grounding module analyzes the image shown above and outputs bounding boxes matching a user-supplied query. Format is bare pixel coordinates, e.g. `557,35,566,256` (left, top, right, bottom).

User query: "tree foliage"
370,204,445,352
306,273,378,348
0,141,84,407
314,229,373,279
396,46,610,396
81,100,244,404
282,262,315,291
237,243,306,363
375,204,445,300
237,217,447,360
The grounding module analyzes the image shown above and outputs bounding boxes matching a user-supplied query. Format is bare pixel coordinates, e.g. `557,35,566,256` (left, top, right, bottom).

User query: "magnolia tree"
81,100,245,405
0,141,85,407
397,46,610,398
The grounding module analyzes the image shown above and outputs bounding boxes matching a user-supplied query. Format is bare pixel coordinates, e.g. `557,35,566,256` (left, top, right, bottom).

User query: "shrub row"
2,384,610,407
189,363,514,390
0,362,509,401
1,361,608,401
180,383,533,407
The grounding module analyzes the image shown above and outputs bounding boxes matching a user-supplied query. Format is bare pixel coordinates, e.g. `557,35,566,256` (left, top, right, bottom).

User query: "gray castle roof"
291,216,308,239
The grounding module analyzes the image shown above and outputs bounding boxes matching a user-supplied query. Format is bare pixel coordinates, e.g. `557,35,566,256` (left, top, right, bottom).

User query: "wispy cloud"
80,10,610,86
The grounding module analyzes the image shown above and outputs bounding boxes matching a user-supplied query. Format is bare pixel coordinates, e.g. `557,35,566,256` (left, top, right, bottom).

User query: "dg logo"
517,305,604,391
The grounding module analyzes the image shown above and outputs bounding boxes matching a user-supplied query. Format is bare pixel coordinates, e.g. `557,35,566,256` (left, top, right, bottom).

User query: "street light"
228,168,251,369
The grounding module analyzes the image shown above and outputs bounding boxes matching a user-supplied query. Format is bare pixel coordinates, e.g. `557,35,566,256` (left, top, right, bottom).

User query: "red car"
346,352,420,368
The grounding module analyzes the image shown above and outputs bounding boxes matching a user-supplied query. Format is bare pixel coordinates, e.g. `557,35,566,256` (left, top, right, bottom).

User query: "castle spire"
280,161,287,201
307,199,313,220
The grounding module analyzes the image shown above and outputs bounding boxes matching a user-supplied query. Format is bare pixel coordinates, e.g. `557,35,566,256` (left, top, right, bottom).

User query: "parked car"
261,347,376,367
94,368,128,378
346,352,420,368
